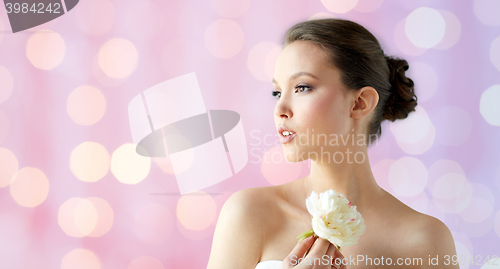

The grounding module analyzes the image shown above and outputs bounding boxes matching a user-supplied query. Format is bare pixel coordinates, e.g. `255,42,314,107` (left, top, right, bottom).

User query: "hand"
281,236,346,269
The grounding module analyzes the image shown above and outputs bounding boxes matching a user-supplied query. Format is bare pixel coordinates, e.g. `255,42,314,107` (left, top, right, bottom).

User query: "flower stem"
296,229,314,242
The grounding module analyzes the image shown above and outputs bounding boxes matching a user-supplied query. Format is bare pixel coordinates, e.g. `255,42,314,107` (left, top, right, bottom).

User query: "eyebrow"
272,72,319,85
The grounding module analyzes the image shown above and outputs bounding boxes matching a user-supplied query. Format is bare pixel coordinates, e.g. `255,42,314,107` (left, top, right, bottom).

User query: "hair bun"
383,56,418,122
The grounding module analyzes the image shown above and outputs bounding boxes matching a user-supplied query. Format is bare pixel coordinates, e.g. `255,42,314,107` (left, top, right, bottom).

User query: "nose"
274,100,293,119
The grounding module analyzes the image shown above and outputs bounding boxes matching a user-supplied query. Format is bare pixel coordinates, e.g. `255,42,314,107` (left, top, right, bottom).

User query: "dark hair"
284,18,417,145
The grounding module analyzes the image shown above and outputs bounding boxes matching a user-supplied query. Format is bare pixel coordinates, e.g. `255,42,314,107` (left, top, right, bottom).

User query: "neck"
302,146,384,210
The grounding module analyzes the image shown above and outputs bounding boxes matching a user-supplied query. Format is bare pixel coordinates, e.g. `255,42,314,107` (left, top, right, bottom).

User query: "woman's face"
273,40,354,162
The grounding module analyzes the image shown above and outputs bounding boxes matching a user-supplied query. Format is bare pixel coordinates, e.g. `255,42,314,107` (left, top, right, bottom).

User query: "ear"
350,86,379,119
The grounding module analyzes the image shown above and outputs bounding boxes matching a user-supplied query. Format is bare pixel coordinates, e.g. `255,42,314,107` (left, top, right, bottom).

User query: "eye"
295,85,311,93
272,90,281,99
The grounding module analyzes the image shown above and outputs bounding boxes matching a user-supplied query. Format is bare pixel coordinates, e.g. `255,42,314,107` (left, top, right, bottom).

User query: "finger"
321,243,340,268
324,243,336,262
333,246,346,269
282,235,315,266
305,237,330,258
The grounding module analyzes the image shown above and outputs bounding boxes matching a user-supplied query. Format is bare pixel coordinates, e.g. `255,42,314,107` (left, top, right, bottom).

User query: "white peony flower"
297,189,366,250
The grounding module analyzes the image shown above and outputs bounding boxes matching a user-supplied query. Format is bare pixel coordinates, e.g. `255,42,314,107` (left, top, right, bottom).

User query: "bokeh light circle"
394,18,427,56
389,106,431,144
495,210,500,238
490,36,500,72
452,231,475,269
98,38,139,79
67,86,106,126
405,7,445,48
10,167,49,207
0,66,13,104
128,256,165,269
434,106,472,146
473,0,500,26
479,84,500,126
70,141,110,182
75,0,115,35
73,199,98,235
91,53,128,87
261,146,303,185
61,249,102,269
0,148,18,187
408,62,438,102
354,0,384,12
391,106,436,155
247,42,282,82
26,30,66,70
86,197,114,237
111,144,151,184
395,121,435,155
432,173,473,214
59,197,86,237
204,19,244,59
308,12,336,20
432,173,468,200
265,46,282,81
176,211,215,241
134,203,173,244
434,10,461,50
459,197,494,223
457,183,495,224
210,0,251,18
471,183,495,205
177,191,217,231
455,241,472,269
58,197,113,238
59,197,94,237
427,159,466,191
388,157,428,197
320,0,358,13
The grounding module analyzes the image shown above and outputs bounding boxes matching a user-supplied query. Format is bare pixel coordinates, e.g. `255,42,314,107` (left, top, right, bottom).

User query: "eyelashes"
272,90,281,99
272,85,312,100
296,85,311,93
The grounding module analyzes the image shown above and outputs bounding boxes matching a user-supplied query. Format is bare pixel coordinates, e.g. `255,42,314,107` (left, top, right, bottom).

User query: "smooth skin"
207,41,459,269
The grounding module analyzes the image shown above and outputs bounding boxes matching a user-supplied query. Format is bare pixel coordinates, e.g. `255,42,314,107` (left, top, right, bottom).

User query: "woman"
207,18,458,269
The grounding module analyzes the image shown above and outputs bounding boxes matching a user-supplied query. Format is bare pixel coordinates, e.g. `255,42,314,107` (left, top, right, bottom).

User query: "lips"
277,125,297,144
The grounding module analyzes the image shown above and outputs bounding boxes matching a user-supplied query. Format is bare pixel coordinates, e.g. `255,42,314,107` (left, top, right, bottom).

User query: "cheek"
302,96,347,134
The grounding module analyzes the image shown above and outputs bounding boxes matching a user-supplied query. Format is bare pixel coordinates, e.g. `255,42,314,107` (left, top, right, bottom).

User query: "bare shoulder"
406,213,459,268
385,193,459,268
223,186,280,221
207,186,280,269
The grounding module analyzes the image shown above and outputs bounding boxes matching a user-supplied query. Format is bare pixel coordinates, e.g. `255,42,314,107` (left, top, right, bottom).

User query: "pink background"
1,0,500,268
